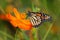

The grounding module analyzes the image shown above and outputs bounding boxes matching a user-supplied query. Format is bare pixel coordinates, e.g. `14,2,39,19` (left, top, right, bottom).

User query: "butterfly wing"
29,12,42,27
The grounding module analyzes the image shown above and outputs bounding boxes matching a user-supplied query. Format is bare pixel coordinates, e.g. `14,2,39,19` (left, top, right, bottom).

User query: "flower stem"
42,23,53,40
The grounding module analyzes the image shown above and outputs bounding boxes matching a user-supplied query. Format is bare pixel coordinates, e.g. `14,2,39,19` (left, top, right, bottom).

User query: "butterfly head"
41,13,52,21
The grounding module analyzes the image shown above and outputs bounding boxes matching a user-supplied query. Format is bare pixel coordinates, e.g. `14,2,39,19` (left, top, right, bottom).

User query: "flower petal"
13,8,27,19
16,20,32,30
0,14,8,20
13,8,22,20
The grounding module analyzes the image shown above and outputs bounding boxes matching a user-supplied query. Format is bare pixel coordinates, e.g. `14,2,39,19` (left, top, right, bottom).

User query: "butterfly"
27,11,52,28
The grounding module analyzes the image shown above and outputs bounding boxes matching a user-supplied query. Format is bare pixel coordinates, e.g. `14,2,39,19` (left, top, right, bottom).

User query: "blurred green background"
0,0,60,40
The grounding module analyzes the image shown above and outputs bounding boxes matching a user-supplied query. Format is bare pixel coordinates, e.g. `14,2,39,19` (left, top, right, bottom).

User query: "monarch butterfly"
27,11,52,28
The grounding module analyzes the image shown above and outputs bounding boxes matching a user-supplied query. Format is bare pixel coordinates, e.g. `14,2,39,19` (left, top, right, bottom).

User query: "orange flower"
0,8,32,30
